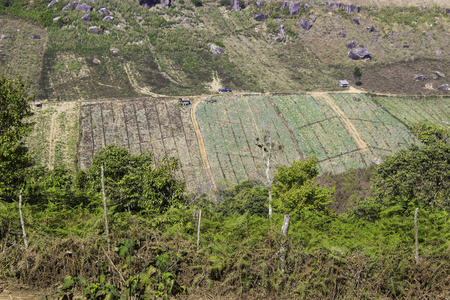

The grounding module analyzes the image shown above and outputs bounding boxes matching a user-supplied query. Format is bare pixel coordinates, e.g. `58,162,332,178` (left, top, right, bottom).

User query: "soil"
0,283,54,300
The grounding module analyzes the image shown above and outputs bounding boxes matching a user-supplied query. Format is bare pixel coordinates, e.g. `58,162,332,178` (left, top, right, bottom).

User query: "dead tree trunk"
414,208,419,265
197,210,201,253
18,188,28,249
280,214,291,272
101,166,110,239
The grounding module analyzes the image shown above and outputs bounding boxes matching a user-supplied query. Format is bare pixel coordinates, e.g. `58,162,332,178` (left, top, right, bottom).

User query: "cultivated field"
26,101,79,172
373,96,450,126
78,99,207,193
196,95,302,186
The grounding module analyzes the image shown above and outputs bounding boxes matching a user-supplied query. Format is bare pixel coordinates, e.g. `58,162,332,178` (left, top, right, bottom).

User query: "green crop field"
373,96,450,127
196,95,302,186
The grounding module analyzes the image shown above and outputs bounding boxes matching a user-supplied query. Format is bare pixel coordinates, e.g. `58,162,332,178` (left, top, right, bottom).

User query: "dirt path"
191,98,216,189
124,63,165,97
311,92,368,151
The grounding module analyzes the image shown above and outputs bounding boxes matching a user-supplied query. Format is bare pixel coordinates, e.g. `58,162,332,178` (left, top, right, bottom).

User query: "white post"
101,166,110,239
197,210,202,253
18,188,28,249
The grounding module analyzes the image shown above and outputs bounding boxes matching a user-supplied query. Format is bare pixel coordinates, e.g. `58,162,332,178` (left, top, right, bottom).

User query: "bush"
214,39,224,48
191,0,202,7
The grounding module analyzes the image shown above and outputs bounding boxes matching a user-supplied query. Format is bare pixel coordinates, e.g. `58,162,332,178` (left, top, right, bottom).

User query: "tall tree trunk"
280,214,291,272
414,208,419,265
18,188,28,249
101,166,110,239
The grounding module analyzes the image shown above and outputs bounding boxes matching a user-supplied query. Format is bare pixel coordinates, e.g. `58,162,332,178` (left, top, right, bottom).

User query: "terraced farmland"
373,96,450,127
196,95,302,186
78,99,207,193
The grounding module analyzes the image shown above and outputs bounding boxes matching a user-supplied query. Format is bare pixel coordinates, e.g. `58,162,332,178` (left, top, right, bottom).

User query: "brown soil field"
78,98,208,193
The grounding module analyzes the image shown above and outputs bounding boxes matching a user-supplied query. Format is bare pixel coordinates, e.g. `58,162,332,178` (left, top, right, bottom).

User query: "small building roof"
339,80,349,85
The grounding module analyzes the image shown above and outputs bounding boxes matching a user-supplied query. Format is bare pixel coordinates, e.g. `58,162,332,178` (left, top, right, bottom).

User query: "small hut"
179,98,191,106
338,80,349,88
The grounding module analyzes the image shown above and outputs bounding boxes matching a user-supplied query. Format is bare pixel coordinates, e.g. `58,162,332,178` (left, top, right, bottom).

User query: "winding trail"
191,98,216,189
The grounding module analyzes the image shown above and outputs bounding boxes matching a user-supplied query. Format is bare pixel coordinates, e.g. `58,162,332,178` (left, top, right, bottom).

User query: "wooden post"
280,214,291,272
18,188,28,249
414,208,419,265
101,166,110,239
197,210,201,253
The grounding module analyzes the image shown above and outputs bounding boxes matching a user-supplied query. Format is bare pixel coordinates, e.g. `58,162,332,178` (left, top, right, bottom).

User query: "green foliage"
191,0,203,7
409,122,450,145
368,5,443,27
0,75,34,202
214,39,224,48
273,158,333,214
353,66,362,85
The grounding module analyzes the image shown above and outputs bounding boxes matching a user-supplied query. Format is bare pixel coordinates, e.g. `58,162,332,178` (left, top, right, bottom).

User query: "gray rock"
436,71,445,78
62,4,70,11
184,18,189,23
289,2,301,15
356,6,361,13
366,26,375,32
272,18,285,23
446,8,450,14
353,18,360,25
81,13,91,22
210,44,224,55
0,34,6,39
438,84,449,90
348,47,371,60
281,1,287,10
93,58,101,64
206,7,211,11
336,3,342,10
161,0,170,8
233,0,240,11
68,1,78,9
53,16,61,23
328,2,334,10
425,31,432,38
77,3,92,12
31,34,41,39
269,33,277,37
97,7,110,16
47,0,56,7
437,50,443,56
311,16,316,22
299,19,312,30
403,45,409,48
277,24,285,37
339,33,346,38
275,37,286,43
103,30,110,35
88,26,99,34
254,13,269,21
415,74,426,81
110,47,119,53
103,16,114,21
346,4,355,14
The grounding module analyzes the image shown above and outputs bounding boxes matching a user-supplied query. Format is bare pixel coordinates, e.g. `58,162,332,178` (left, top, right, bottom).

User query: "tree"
273,158,333,215
0,75,34,201
353,66,362,85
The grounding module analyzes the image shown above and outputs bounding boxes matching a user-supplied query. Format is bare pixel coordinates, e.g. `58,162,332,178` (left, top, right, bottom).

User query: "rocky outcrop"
31,34,41,39
88,26,99,34
254,13,269,21
77,3,92,12
353,18,360,25
346,4,355,14
415,74,426,81
437,50,443,56
97,7,110,16
348,47,371,60
103,16,114,21
289,2,301,15
277,24,285,37
281,1,287,10
93,58,101,64
435,71,445,78
299,19,312,30
210,44,225,54
81,13,91,22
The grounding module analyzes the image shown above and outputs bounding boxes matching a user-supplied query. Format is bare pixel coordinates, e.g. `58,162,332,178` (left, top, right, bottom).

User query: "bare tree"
101,166,110,240
280,214,291,272
18,188,28,249
256,134,283,218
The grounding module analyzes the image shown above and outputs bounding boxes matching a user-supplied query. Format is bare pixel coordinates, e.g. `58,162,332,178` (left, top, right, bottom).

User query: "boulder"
415,74,426,81
77,3,92,12
272,18,285,23
348,47,371,60
311,16,316,22
366,26,375,32
53,16,61,23
110,47,119,53
336,3,342,9
103,16,114,21
31,34,41,39
356,6,361,13
68,1,78,9
97,7,110,16
328,2,334,10
435,71,445,78
438,84,449,90
339,33,346,38
289,2,301,15
281,1,287,10
47,0,56,7
81,13,91,22
161,0,170,8
446,8,450,14
0,34,6,39
436,50,443,56
352,18,360,25
88,26,99,34
346,4,355,14
275,37,286,43
210,44,225,54
233,0,240,11
299,19,312,30
254,13,269,21
93,58,101,64
277,24,285,37
62,4,70,11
